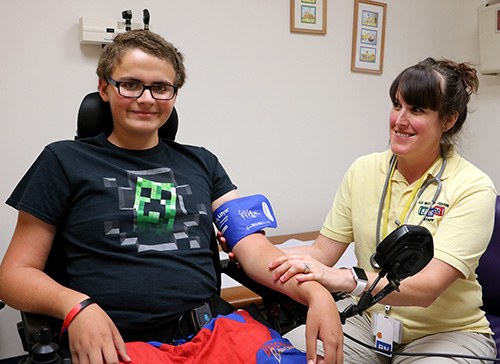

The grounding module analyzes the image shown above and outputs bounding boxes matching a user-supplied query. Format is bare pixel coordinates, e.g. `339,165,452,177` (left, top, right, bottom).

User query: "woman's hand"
269,254,354,293
68,304,131,364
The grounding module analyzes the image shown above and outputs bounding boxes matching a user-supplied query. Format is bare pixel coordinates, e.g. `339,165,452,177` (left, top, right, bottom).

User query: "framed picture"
351,0,387,74
290,0,327,35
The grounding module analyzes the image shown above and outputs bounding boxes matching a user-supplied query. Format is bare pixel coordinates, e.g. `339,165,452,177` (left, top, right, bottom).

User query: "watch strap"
348,267,368,296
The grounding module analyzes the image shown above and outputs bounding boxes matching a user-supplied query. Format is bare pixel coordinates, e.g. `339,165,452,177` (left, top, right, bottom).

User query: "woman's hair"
389,57,479,152
96,29,186,88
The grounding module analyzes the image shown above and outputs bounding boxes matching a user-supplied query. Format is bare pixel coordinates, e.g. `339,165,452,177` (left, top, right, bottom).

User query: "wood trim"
221,286,262,309
267,230,319,245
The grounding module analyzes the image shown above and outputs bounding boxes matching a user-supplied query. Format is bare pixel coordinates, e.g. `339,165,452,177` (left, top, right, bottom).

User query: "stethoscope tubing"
371,155,447,269
375,155,398,248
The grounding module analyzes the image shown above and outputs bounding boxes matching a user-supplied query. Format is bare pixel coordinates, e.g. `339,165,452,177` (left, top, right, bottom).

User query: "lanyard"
381,155,441,240
372,153,445,274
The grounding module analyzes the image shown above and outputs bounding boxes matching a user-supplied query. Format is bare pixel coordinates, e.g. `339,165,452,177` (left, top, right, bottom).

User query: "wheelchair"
16,92,308,364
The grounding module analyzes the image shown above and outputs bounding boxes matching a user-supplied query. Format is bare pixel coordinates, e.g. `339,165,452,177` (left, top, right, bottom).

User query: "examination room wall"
0,0,499,359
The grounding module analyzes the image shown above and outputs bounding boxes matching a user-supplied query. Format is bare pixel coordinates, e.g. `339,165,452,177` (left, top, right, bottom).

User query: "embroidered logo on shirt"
416,200,448,220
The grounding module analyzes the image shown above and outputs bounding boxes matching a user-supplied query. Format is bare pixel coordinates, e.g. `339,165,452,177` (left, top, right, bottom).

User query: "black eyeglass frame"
108,78,178,100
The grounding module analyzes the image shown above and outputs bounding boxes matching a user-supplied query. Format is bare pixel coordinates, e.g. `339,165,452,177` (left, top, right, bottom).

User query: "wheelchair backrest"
75,91,178,140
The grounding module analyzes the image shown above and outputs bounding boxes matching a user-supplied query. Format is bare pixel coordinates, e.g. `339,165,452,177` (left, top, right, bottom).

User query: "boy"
0,30,342,364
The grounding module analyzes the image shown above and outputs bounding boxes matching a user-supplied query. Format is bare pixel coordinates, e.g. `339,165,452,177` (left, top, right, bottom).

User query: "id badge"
372,312,403,357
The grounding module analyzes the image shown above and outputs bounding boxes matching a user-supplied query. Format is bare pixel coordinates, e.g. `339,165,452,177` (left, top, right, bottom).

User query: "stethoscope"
370,154,447,269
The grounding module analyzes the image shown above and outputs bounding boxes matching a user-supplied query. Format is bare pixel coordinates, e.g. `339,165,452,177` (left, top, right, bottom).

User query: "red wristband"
59,298,94,340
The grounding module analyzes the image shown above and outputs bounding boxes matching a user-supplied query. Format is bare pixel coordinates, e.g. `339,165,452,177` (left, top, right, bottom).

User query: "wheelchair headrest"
76,92,178,140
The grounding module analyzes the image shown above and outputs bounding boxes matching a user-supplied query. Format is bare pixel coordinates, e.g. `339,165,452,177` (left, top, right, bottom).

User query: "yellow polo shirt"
321,147,497,343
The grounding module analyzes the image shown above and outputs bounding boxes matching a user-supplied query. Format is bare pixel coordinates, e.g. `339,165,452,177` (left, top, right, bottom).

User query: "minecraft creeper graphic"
134,177,176,234
104,167,207,252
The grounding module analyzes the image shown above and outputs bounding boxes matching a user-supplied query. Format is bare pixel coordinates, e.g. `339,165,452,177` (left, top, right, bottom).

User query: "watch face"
353,267,368,281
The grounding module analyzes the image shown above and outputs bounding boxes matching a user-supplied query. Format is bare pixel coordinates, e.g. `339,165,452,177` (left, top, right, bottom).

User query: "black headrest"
76,92,178,140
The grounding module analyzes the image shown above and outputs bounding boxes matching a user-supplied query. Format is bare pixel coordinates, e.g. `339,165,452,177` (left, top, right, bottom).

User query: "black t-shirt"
7,134,236,339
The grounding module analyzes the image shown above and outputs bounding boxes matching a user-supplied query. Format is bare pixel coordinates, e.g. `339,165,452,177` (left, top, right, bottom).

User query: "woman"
270,58,497,363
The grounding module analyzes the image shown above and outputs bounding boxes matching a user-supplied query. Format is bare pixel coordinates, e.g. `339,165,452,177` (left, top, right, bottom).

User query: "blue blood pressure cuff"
214,194,277,251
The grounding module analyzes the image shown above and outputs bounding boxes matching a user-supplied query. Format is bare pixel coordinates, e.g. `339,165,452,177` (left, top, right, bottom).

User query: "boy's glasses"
108,78,177,100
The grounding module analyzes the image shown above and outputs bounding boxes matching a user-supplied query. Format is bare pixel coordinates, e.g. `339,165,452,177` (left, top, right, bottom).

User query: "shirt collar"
379,146,459,184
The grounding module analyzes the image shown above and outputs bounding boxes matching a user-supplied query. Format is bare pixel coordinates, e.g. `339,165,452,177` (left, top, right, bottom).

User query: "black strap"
130,295,236,343
208,295,235,317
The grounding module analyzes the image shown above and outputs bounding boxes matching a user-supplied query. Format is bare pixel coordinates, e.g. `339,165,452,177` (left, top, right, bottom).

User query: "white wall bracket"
79,17,146,45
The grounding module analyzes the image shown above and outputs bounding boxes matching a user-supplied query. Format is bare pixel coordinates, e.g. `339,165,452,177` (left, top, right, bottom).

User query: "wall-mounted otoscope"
122,10,132,31
143,9,150,30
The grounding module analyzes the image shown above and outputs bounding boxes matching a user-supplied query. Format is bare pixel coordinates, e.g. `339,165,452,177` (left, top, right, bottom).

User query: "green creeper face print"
103,168,208,253
134,177,176,234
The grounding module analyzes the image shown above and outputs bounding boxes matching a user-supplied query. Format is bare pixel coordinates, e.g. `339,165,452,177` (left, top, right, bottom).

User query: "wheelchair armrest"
221,286,262,309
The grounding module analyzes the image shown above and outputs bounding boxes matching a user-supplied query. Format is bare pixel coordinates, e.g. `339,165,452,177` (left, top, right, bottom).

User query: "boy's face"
99,49,177,147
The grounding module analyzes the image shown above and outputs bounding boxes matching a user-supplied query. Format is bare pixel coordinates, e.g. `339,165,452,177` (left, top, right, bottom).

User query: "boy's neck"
107,131,159,150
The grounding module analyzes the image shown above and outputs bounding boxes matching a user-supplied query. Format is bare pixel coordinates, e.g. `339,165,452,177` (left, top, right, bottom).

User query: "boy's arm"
0,211,129,364
213,191,343,364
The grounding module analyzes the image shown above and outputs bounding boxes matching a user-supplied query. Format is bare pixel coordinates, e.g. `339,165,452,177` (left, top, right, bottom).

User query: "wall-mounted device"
79,9,151,45
79,17,140,45
478,0,500,74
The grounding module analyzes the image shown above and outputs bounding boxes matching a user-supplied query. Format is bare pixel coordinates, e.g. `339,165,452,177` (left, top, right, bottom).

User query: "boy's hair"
96,29,186,88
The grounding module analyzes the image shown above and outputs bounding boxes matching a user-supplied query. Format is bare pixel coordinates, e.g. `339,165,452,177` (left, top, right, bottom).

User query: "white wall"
454,0,500,178
0,0,498,359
